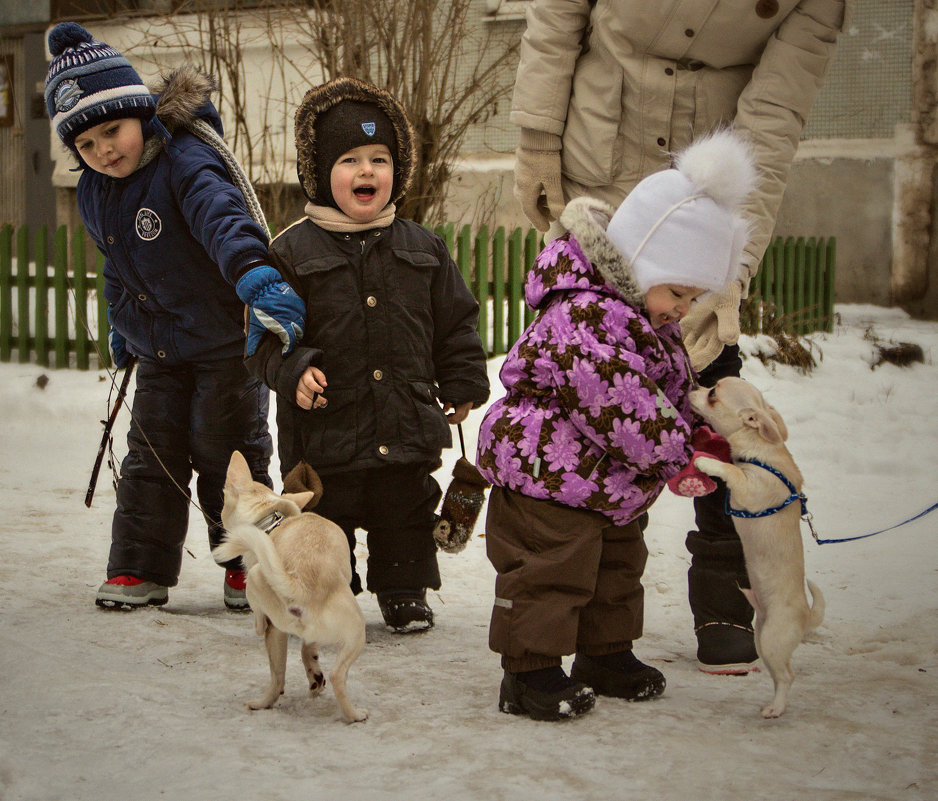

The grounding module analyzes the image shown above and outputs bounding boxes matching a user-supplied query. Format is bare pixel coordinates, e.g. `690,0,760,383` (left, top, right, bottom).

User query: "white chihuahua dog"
214,451,367,723
690,378,824,718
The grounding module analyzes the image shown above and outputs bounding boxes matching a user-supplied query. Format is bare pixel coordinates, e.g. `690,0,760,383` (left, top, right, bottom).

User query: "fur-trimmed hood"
152,66,223,137
530,196,645,309
294,76,416,205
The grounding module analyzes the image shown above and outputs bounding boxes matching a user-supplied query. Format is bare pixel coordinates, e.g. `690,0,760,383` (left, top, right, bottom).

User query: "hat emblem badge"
54,79,83,113
361,122,376,136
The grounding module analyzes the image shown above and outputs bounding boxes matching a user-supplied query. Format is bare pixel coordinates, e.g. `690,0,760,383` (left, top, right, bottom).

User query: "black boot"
377,589,433,633
571,651,666,700
687,483,758,674
499,666,595,721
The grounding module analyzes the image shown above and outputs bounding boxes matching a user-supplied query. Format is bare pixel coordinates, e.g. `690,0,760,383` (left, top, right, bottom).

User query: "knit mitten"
281,459,323,511
433,457,490,554
667,426,732,497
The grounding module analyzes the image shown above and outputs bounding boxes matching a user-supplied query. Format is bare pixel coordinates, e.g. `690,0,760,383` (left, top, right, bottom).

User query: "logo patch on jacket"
361,122,376,136
135,208,162,241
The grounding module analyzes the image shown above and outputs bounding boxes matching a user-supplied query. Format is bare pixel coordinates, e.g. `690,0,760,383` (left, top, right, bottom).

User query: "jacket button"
755,0,779,18
373,369,383,381
367,296,377,307
378,445,389,455
665,67,674,76
138,293,147,301
157,350,166,358
107,236,114,244
684,28,694,37
657,137,667,147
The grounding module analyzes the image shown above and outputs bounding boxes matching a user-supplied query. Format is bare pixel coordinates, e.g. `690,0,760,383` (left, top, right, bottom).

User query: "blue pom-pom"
48,22,94,57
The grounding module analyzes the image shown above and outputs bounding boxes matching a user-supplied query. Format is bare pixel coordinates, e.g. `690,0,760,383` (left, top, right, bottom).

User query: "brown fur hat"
294,76,416,206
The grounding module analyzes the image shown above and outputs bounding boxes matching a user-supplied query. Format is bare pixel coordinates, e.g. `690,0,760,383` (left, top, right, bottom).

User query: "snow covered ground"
0,304,935,801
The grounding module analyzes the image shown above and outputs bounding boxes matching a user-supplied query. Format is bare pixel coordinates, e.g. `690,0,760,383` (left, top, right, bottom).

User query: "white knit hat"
606,130,757,295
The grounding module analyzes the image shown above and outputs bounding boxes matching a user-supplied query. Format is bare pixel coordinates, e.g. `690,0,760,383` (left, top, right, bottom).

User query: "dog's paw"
345,707,368,724
308,673,326,696
761,704,783,719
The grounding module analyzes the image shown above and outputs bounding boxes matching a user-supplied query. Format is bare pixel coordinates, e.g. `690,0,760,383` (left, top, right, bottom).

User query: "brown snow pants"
485,487,648,673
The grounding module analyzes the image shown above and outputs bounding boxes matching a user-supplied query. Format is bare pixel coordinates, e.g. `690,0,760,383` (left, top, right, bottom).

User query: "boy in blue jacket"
45,22,306,610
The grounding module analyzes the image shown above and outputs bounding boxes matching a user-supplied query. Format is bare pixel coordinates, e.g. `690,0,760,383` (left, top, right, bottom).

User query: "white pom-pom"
674,130,757,209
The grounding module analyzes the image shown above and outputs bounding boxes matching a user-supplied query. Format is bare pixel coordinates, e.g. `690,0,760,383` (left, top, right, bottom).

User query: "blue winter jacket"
77,68,269,365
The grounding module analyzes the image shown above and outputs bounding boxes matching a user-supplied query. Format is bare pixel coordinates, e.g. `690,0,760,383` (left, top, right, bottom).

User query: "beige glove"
513,147,564,232
681,280,743,372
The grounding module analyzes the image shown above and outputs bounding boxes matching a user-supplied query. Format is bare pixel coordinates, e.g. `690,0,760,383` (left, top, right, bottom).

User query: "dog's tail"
805,579,825,636
213,524,299,601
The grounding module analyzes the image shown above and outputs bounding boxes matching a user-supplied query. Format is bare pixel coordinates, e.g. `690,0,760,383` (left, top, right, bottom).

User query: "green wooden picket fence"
0,222,835,369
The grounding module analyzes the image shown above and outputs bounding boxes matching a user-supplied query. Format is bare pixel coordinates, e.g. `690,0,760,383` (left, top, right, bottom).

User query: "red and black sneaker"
95,575,168,610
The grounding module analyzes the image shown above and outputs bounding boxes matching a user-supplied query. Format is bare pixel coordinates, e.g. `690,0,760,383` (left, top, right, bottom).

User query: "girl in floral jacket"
477,131,756,721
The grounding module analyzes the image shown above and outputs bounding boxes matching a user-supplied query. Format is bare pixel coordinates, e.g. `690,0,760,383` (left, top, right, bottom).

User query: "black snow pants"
107,355,273,586
686,344,754,634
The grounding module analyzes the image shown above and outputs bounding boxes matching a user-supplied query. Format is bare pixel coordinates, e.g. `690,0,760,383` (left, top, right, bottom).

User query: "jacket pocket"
293,254,357,319
404,380,451,452
561,45,624,187
299,387,358,466
695,64,754,131
392,249,437,309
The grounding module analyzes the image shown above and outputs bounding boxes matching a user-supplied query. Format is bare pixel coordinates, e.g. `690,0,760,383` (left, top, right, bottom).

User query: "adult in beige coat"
511,0,847,672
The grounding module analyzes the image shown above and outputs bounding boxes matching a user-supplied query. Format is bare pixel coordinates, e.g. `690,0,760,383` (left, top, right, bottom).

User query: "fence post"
96,251,109,368
507,228,524,349
474,225,489,355
16,226,30,363
0,225,11,363
34,226,49,367
53,225,68,368
73,227,90,369
491,227,506,357
793,238,806,335
456,224,472,292
824,238,836,332
523,228,540,328
804,237,817,333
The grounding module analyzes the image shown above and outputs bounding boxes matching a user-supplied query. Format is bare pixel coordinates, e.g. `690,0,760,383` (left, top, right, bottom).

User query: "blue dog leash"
724,458,936,545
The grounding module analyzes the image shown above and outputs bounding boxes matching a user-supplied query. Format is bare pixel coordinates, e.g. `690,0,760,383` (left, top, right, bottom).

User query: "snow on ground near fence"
0,304,935,800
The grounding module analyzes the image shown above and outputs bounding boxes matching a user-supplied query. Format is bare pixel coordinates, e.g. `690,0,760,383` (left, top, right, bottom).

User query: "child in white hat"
476,129,756,720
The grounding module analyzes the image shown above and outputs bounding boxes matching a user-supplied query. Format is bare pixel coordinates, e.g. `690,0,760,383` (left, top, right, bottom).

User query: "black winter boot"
377,590,433,633
571,651,666,700
687,484,758,674
499,667,595,721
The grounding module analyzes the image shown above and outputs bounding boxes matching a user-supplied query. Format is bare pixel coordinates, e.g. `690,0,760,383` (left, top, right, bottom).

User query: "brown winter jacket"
512,0,847,362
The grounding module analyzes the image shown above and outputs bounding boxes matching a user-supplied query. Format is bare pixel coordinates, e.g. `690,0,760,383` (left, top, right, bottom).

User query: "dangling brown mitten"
281,460,324,511
433,457,490,554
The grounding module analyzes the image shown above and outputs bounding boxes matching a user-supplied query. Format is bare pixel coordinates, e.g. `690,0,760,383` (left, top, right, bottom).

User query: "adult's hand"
513,147,564,232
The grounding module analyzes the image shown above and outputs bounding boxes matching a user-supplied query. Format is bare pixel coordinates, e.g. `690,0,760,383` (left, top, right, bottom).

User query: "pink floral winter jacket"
476,197,696,525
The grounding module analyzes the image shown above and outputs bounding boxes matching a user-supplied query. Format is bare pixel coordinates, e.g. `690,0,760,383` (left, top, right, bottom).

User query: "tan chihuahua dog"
214,451,367,723
690,378,824,718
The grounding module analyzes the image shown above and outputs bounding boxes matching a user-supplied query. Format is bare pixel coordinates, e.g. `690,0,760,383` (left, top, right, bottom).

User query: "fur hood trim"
153,66,217,134
294,76,416,204
559,197,645,307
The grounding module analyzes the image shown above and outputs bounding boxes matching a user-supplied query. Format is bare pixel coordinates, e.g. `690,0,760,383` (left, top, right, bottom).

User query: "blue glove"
106,307,130,369
235,266,306,356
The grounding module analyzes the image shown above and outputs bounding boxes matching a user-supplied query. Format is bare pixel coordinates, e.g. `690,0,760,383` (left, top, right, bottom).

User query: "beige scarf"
304,201,396,233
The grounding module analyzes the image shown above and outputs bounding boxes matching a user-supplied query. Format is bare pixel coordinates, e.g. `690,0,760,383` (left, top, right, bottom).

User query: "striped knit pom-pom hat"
45,22,155,152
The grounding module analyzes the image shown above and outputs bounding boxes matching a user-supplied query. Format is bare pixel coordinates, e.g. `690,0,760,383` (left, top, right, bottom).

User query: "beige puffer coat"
511,0,847,367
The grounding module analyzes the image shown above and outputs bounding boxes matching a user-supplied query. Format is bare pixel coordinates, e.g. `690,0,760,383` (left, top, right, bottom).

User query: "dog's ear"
281,491,316,513
765,404,788,441
226,450,255,490
739,406,785,444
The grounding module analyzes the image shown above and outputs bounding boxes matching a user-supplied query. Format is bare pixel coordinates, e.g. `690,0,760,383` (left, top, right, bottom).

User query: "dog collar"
253,511,284,534
724,459,809,520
